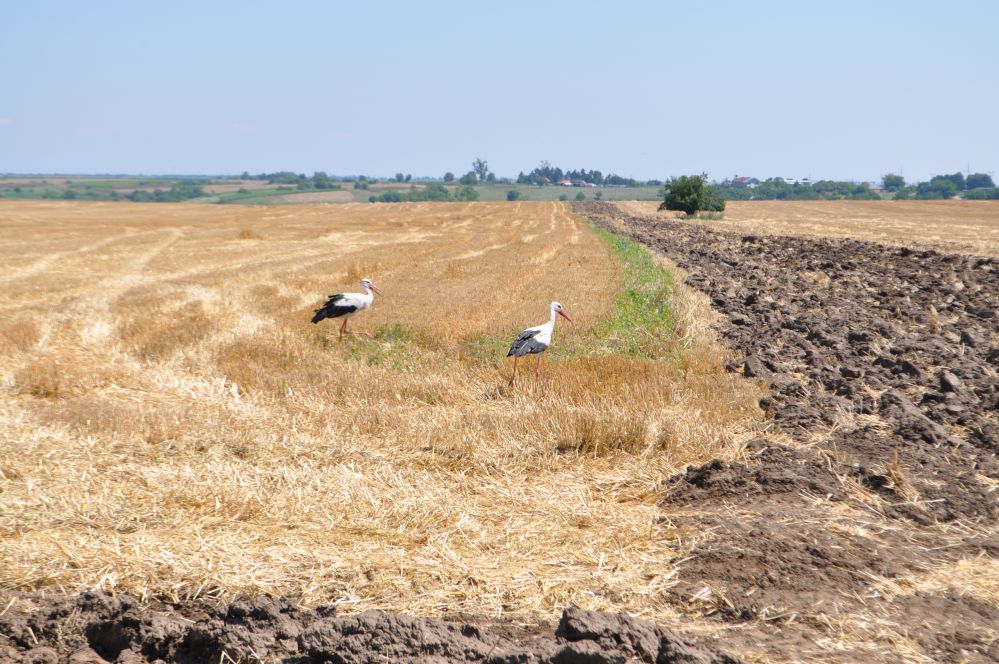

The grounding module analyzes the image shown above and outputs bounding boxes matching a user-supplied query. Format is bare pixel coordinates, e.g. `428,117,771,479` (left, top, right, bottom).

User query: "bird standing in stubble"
507,301,573,385
311,278,384,339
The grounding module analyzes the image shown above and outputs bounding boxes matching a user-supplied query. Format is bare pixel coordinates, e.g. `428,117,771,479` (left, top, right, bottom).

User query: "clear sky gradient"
2,0,996,182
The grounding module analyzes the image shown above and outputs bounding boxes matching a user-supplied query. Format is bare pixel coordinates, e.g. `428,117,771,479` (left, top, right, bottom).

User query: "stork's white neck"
353,286,374,309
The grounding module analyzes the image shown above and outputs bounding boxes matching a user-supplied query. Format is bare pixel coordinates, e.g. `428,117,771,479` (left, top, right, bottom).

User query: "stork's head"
360,278,384,295
551,301,573,323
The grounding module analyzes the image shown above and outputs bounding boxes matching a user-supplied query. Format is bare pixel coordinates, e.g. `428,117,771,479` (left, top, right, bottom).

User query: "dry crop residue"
0,200,761,662
581,201,999,663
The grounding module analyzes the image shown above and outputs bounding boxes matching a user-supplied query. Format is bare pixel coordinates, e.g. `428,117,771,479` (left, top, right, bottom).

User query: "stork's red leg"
535,353,543,382
510,356,518,386
338,318,373,339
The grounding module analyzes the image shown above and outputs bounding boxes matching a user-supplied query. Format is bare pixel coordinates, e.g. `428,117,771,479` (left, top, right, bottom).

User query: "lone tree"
659,174,725,215
473,158,490,182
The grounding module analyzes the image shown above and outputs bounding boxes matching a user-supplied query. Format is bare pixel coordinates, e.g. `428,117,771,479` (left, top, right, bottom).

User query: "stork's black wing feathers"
507,329,547,357
311,293,358,324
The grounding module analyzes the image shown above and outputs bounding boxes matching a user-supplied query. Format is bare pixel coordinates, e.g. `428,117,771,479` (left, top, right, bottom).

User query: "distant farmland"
0,175,662,205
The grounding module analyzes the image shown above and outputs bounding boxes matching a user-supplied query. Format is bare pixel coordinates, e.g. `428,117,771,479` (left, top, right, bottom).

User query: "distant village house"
732,176,761,188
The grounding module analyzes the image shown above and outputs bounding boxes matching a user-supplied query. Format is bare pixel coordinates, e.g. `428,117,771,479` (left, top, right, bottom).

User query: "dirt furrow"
0,594,741,664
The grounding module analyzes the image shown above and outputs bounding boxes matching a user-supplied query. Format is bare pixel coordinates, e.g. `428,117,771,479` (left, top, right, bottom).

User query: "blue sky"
2,0,997,182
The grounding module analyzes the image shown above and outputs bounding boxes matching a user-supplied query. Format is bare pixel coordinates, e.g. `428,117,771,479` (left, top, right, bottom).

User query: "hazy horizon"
3,1,997,183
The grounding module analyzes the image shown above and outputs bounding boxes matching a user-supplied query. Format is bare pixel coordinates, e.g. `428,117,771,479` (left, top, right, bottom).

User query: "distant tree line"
963,187,999,200
36,187,119,201
125,181,205,202
459,170,494,185
515,161,661,187
886,172,998,200
244,171,342,191
0,179,204,203
243,159,671,191
369,183,479,203
713,178,880,201
710,171,997,201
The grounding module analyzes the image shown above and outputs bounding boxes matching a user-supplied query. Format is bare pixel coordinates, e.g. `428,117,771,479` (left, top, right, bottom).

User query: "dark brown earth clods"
582,201,997,520
663,440,851,506
581,202,999,662
0,593,741,664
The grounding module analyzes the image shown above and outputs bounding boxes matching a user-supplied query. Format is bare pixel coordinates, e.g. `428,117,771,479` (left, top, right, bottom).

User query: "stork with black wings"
311,278,384,339
507,301,573,385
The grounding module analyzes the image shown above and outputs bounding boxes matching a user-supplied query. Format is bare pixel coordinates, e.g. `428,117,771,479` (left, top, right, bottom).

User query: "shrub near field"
0,200,762,622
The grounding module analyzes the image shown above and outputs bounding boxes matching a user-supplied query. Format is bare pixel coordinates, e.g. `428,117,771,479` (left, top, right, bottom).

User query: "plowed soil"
577,201,999,662
0,594,741,664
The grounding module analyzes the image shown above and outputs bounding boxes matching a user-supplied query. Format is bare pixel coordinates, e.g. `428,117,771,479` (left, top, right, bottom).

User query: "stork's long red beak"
369,283,384,296
559,309,573,323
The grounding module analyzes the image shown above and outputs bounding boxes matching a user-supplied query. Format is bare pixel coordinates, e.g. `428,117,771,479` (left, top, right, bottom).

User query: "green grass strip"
583,223,676,358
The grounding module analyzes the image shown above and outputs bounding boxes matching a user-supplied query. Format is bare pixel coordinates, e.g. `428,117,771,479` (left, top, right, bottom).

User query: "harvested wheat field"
617,199,999,256
0,200,763,638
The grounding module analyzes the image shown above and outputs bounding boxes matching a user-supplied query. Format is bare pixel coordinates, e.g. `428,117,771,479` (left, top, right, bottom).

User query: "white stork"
507,301,573,385
311,278,384,338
